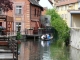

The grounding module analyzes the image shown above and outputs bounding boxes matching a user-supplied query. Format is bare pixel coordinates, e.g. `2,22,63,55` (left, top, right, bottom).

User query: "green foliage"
46,9,70,47
50,43,69,60
16,32,22,40
46,9,62,22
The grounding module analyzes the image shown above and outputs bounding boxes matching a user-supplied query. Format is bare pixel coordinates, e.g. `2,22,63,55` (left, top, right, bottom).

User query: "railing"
0,28,52,36
26,28,52,35
8,38,18,60
0,31,26,37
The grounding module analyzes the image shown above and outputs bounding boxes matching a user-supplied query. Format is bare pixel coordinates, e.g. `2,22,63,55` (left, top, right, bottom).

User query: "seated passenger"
41,34,46,39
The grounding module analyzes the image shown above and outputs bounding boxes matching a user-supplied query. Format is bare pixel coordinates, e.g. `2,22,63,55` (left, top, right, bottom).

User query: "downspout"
70,13,72,27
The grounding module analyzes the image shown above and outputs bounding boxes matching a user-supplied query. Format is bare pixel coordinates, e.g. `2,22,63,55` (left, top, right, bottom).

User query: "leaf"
0,0,13,12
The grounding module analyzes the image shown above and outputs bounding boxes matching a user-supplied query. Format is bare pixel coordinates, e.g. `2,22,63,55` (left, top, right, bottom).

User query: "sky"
39,0,53,9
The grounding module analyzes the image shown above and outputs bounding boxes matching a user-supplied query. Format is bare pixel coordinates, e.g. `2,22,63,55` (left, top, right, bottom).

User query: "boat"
42,36,53,41
41,34,53,41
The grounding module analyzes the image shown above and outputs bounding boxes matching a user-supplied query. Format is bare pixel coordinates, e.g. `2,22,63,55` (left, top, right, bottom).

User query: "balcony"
0,15,6,20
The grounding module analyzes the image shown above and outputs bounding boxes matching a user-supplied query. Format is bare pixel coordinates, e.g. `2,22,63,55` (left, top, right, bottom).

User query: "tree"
0,0,13,12
46,9,70,47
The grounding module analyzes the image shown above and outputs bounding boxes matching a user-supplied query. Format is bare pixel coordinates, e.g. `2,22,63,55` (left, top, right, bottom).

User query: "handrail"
8,38,18,60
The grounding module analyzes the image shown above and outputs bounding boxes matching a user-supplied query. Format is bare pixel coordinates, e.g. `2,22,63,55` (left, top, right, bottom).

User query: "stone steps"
0,53,16,60
0,38,18,60
0,49,11,53
0,46,17,60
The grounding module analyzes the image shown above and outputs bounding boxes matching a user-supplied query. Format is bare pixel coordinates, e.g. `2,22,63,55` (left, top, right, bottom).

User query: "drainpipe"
70,13,72,27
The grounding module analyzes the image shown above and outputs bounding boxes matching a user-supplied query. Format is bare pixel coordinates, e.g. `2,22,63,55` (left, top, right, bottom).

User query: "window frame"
15,5,22,15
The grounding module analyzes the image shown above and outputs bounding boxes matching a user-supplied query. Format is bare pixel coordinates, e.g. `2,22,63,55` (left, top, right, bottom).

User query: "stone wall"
70,27,80,49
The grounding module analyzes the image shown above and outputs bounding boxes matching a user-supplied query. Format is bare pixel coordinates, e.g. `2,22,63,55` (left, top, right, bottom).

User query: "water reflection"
40,40,52,60
41,41,50,47
19,39,80,60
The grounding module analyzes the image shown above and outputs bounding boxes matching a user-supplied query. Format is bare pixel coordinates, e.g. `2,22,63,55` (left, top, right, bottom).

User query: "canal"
18,39,80,60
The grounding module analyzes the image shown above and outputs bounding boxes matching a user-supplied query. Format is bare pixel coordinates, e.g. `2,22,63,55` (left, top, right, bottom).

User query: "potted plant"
16,31,22,55
16,26,22,41
16,32,22,40
16,26,22,55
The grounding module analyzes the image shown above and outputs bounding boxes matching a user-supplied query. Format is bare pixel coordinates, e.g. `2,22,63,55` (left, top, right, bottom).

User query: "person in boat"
46,34,51,39
41,34,46,40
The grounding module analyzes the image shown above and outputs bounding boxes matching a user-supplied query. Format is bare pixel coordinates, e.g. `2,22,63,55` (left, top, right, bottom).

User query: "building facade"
0,0,43,35
49,0,80,49
49,0,80,27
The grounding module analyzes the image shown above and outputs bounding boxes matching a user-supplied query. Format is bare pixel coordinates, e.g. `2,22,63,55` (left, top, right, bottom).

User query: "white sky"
39,0,53,9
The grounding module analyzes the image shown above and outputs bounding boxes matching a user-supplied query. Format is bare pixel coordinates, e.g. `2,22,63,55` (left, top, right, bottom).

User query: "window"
35,9,36,16
61,14,64,18
37,9,40,16
65,5,68,10
15,6,22,14
39,10,41,16
37,10,39,17
56,7,59,11
78,2,80,9
0,8,3,14
63,6,66,10
59,7,61,11
16,22,21,31
61,7,63,11
45,18,48,23
65,14,67,19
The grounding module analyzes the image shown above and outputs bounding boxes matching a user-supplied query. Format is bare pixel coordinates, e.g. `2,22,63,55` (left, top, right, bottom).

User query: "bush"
16,32,22,40
46,9,70,47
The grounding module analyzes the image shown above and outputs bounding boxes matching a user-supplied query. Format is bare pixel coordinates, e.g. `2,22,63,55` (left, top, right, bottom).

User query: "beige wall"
72,14,80,27
56,2,79,27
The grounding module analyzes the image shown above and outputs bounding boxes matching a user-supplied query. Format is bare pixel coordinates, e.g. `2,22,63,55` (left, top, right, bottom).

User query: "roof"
48,0,53,4
29,0,43,10
56,0,78,7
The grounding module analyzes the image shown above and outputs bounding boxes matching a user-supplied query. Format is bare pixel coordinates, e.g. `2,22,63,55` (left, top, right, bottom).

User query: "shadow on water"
19,39,80,60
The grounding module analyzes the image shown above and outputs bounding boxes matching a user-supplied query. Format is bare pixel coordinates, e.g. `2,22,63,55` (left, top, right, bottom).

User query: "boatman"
46,34,50,39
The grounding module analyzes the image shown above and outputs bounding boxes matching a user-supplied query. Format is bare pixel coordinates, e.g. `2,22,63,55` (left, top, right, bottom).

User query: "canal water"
18,39,80,60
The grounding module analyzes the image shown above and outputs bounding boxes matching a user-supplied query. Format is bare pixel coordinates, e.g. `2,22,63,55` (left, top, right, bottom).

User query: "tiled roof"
56,0,78,6
29,0,43,10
